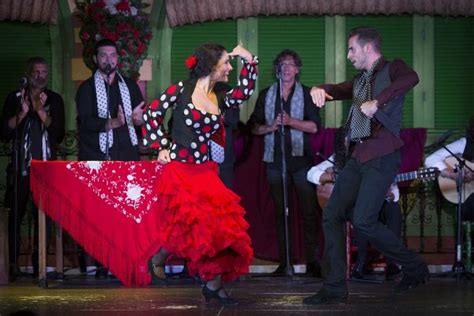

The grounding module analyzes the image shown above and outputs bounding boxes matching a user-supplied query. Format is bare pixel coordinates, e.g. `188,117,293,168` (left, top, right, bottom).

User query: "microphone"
275,64,282,79
104,63,112,75
18,77,28,89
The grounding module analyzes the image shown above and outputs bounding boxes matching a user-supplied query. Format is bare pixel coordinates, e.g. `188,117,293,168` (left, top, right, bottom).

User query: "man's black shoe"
351,261,370,279
305,261,322,278
393,263,429,293
303,288,348,305
386,263,401,280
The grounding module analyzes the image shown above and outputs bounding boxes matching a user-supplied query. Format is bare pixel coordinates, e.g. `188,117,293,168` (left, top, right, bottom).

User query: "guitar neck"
395,171,418,183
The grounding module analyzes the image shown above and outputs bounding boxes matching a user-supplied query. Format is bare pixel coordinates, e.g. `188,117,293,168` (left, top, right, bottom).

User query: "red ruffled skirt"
154,161,253,282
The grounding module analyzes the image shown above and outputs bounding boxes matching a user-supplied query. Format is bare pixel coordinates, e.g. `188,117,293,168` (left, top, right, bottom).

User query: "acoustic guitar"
316,167,438,209
437,156,474,204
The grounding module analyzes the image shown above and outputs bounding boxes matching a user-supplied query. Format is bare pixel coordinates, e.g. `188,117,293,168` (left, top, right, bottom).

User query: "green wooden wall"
0,22,52,106
0,13,472,244
171,20,237,84
434,17,473,130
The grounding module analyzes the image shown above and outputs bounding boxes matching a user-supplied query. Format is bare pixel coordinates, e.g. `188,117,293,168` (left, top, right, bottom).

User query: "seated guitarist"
307,127,402,280
424,116,474,221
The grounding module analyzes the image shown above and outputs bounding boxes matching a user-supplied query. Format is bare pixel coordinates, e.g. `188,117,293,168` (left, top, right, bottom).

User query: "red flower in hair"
185,55,197,70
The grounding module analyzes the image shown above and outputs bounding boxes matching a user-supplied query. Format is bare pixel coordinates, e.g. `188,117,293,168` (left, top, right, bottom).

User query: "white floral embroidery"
126,184,143,202
86,161,102,172
67,161,163,224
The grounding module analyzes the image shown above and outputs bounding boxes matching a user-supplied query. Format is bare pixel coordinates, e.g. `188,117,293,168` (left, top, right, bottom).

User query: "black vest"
371,62,405,137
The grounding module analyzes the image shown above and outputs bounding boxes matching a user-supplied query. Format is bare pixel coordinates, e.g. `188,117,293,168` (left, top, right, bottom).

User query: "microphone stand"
11,100,21,279
435,144,473,280
104,69,111,161
11,88,31,279
277,66,293,277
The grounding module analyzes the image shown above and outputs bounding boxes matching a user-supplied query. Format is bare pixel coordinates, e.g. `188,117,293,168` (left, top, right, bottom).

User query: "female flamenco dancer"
142,43,258,305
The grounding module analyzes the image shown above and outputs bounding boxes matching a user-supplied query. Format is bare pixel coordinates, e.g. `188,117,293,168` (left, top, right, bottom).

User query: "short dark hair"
348,26,382,53
189,43,226,79
94,38,118,56
272,49,302,79
25,56,48,75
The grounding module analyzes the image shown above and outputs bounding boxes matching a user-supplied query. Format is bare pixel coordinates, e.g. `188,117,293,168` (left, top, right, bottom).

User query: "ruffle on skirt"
154,161,253,282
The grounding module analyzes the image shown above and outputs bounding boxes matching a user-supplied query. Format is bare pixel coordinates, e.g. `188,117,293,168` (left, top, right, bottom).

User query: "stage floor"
1,272,473,315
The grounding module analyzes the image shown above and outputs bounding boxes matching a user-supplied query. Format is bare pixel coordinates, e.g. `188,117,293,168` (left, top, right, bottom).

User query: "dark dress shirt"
249,82,321,172
76,74,143,161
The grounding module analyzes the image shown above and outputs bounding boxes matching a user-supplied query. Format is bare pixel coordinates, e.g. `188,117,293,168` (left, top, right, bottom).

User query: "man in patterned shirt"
75,39,144,278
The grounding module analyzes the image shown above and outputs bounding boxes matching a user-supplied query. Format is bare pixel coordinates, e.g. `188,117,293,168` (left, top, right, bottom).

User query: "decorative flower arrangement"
76,0,153,80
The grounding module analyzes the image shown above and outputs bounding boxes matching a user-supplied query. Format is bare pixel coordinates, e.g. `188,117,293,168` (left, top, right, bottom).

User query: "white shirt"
307,154,400,202
307,154,335,186
424,137,466,171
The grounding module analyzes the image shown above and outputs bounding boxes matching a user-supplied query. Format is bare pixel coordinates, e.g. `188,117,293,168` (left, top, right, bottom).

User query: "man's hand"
276,111,293,127
35,92,50,125
440,169,458,180
37,92,48,110
440,168,474,183
464,170,474,183
116,104,125,126
20,89,30,116
106,105,126,130
268,118,279,132
385,190,395,202
320,169,335,185
310,87,333,107
132,102,145,126
360,100,378,118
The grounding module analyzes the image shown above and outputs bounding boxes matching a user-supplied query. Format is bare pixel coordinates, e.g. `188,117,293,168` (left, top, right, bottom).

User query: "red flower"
185,55,197,70
116,0,131,13
117,22,128,33
137,42,145,55
87,1,106,15
80,31,90,41
92,11,105,23
77,0,152,80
